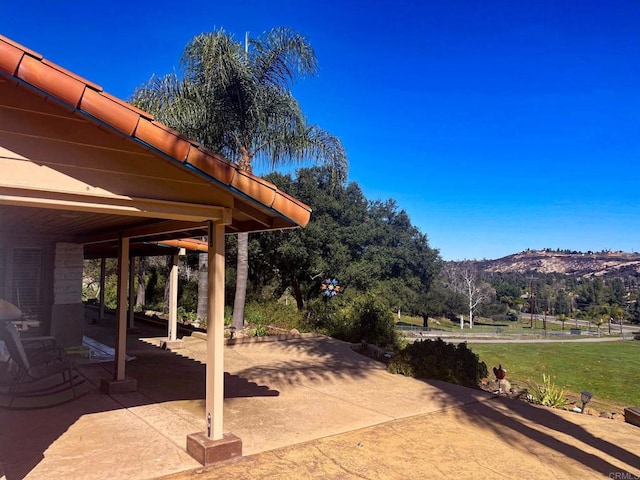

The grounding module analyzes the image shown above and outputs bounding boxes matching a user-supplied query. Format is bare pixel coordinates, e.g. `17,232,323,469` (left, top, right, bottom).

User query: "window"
10,247,44,329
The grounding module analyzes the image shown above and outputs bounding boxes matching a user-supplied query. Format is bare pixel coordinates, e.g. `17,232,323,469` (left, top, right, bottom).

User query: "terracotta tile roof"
0,34,311,230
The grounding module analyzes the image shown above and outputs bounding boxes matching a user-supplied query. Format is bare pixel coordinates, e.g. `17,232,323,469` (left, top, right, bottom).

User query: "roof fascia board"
181,161,301,227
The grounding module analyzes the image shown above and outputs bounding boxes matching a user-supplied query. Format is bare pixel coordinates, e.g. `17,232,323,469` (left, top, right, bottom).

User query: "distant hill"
475,250,640,278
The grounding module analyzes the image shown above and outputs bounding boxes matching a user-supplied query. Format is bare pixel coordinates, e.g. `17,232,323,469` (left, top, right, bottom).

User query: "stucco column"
186,221,241,465
100,235,137,394
50,243,84,347
168,253,179,341
207,222,225,440
115,235,129,381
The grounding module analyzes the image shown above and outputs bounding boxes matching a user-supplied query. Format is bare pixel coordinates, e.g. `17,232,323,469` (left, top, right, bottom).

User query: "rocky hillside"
475,250,640,277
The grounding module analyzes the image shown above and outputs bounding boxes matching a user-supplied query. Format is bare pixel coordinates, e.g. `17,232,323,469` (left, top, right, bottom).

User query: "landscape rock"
509,387,522,398
487,379,511,393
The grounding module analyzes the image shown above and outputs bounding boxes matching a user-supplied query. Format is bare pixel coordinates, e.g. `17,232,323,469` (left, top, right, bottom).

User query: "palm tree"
602,303,625,335
595,314,607,335
614,305,626,334
580,308,598,333
556,314,568,331
132,28,347,329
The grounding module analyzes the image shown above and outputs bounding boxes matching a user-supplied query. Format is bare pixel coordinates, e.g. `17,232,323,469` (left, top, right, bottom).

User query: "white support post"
99,257,106,321
115,235,129,381
128,256,136,329
168,253,179,341
206,222,225,440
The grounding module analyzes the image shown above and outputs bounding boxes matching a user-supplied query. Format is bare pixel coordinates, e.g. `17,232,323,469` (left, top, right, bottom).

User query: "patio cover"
0,35,311,240
0,34,311,463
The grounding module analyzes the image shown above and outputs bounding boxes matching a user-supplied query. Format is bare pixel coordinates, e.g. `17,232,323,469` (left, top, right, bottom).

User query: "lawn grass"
469,341,640,413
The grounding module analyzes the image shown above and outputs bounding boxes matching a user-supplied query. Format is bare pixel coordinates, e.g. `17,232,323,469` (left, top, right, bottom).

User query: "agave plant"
524,374,568,408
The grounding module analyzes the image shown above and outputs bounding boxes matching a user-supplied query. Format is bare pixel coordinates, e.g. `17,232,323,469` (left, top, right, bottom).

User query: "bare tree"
444,261,492,329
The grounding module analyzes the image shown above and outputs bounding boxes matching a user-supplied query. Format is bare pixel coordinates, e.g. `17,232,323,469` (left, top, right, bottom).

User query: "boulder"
488,379,511,393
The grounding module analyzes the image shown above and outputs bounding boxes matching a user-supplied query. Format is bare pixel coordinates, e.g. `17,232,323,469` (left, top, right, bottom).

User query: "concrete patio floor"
1,316,639,479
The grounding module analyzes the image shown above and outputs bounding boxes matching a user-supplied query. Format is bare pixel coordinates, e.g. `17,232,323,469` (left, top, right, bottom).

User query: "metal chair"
0,320,92,409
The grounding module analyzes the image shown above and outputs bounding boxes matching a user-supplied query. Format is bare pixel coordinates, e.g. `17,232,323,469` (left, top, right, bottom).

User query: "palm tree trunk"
197,252,208,321
135,256,146,309
291,275,304,311
232,232,249,329
163,255,173,314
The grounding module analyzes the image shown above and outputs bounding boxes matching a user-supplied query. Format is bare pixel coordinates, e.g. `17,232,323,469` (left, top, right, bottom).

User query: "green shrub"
350,294,397,347
302,294,398,347
386,350,414,376
224,306,232,326
179,280,198,313
302,298,349,337
244,304,265,325
242,300,305,331
388,338,488,388
177,306,198,324
250,301,304,330
524,374,567,408
251,324,269,337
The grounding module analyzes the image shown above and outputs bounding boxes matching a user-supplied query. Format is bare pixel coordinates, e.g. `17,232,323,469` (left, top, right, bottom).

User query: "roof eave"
0,34,312,232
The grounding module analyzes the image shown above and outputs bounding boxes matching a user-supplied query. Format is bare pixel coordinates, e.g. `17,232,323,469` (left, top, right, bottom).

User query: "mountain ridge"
472,250,640,277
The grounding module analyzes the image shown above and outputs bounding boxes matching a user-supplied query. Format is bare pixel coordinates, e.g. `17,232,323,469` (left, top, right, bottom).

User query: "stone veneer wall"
50,242,85,347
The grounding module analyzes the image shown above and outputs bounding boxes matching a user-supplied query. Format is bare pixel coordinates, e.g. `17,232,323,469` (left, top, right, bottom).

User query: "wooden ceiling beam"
0,185,231,223
79,220,210,244
232,202,274,228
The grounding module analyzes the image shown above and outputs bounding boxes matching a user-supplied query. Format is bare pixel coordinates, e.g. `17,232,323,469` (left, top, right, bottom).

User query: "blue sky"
3,1,639,260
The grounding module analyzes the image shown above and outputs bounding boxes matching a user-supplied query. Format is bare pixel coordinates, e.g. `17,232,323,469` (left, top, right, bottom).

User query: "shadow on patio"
461,394,640,477
158,374,640,480
3,312,639,480
0,316,279,480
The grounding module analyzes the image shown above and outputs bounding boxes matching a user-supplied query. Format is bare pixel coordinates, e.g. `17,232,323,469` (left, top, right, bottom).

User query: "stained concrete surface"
1,316,639,480
160,397,640,480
